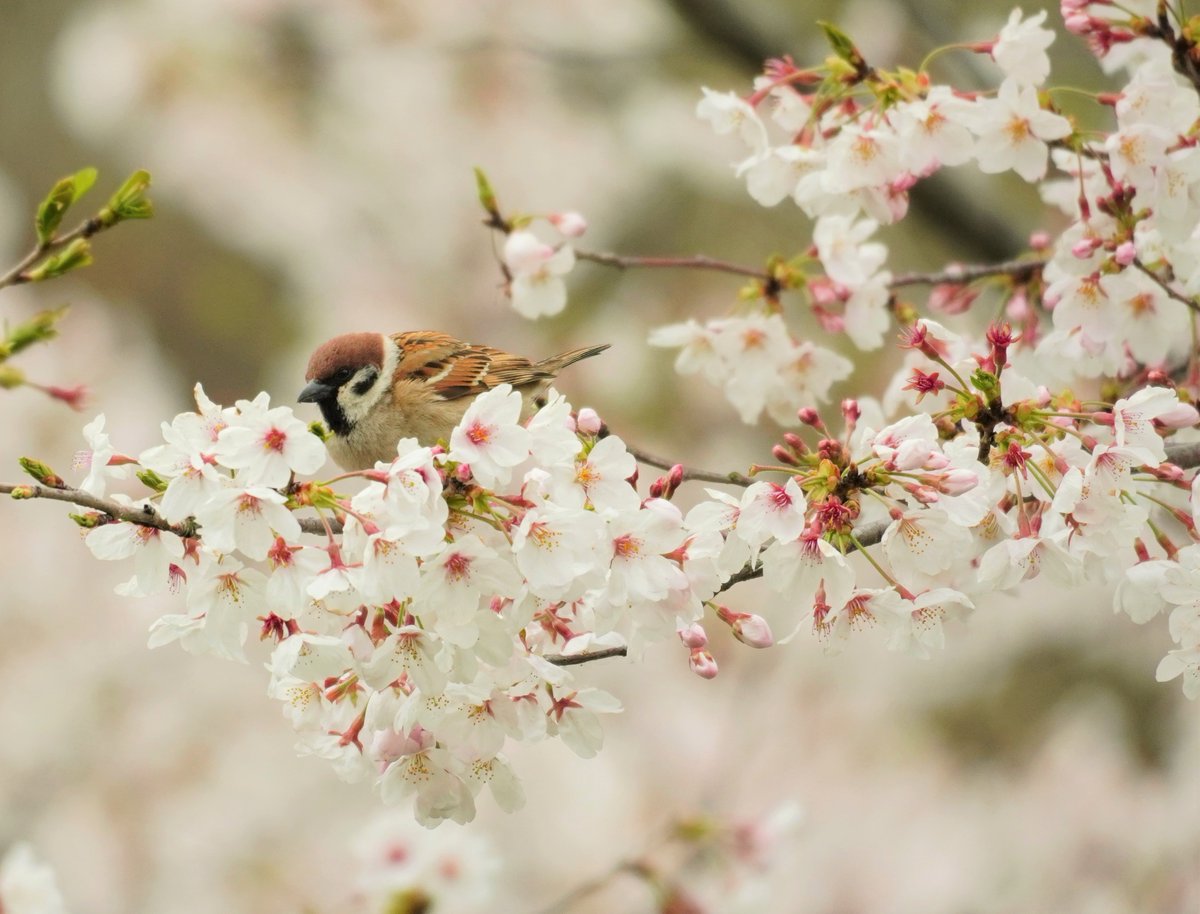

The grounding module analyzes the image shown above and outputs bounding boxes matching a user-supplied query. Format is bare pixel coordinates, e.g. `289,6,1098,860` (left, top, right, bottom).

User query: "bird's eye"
331,367,354,384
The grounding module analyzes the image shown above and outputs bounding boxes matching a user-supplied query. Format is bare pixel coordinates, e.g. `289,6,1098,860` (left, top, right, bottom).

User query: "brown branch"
1133,258,1200,314
544,646,629,666
0,482,330,536
577,246,1045,294
575,249,771,281
714,518,891,595
0,217,104,290
626,444,753,487
889,257,1045,288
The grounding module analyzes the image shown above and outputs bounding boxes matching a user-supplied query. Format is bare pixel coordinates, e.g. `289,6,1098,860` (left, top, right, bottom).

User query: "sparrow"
298,330,610,469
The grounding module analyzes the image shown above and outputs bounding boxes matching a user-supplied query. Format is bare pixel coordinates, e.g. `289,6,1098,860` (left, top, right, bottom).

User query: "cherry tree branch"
888,257,1045,288
625,444,754,487
544,646,629,666
575,249,772,281
1133,258,1200,314
575,247,1045,291
0,481,328,536
0,217,104,290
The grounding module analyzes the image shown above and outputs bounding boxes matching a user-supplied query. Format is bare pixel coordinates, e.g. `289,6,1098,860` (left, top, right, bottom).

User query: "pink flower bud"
904,483,940,504
548,211,588,237
1114,241,1136,266
1071,237,1101,258
689,648,718,679
730,613,774,648
1156,403,1200,428
1028,230,1051,250
454,463,473,483
576,407,602,435
678,623,708,649
936,467,979,495
1064,13,1091,34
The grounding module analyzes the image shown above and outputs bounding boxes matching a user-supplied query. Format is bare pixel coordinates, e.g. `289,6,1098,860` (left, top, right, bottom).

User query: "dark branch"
544,646,629,666
626,444,753,487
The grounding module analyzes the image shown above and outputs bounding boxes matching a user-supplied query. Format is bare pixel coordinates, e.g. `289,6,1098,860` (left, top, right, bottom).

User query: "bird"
298,330,610,469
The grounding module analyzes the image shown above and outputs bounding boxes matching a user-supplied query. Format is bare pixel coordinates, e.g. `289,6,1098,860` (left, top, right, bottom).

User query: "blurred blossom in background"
0,0,1197,911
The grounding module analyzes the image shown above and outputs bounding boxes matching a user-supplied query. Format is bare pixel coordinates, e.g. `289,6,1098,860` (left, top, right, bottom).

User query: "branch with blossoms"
13,3,1200,831
0,168,153,408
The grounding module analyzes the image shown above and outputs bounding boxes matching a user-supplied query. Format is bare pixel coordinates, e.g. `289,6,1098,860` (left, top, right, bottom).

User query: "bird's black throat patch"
315,395,353,437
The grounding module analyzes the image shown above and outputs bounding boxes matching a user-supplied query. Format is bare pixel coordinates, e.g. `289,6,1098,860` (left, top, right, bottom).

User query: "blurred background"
0,0,1197,911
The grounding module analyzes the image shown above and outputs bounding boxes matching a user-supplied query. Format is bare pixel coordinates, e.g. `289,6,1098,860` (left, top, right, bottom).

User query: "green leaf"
18,456,64,488
818,21,862,68
35,167,98,244
99,169,154,226
970,369,1000,399
6,305,69,356
25,238,93,282
473,166,498,214
136,468,169,492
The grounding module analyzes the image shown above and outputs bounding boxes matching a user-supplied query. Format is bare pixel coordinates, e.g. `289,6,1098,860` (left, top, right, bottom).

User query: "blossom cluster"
77,384,791,825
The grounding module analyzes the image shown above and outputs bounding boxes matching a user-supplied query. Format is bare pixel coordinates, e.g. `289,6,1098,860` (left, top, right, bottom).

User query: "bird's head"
298,332,395,436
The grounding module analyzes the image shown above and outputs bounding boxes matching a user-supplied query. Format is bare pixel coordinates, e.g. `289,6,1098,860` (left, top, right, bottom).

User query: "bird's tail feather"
541,343,611,372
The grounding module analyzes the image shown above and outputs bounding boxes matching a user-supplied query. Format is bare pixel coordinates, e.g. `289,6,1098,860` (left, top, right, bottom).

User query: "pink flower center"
613,534,642,559
466,422,491,446
263,427,288,453
769,484,793,510
445,552,471,581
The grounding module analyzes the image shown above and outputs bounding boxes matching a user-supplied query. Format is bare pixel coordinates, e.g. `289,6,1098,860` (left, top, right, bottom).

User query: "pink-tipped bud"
678,623,708,649
782,432,808,454
548,211,588,237
1029,230,1052,251
934,467,979,495
1114,241,1136,266
689,648,719,679
454,463,473,483
576,407,602,435
669,463,684,489
1156,403,1200,429
772,444,799,466
1072,237,1101,258
797,407,824,430
649,477,666,499
841,398,860,424
715,604,775,648
729,613,774,648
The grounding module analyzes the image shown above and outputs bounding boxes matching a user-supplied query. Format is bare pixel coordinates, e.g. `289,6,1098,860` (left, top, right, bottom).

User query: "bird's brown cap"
305,332,386,381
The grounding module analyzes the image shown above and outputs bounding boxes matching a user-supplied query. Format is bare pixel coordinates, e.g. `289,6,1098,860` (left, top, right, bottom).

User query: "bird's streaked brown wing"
390,331,554,402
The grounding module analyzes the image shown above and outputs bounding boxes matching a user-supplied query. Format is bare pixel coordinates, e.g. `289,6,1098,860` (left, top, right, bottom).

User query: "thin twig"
0,217,104,290
713,519,891,595
889,257,1045,288
1133,258,1200,314
530,859,650,914
626,444,753,487
576,246,1045,294
544,646,629,666
575,249,771,281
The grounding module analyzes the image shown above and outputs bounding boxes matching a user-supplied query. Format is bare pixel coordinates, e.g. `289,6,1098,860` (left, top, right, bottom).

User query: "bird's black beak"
298,379,334,403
